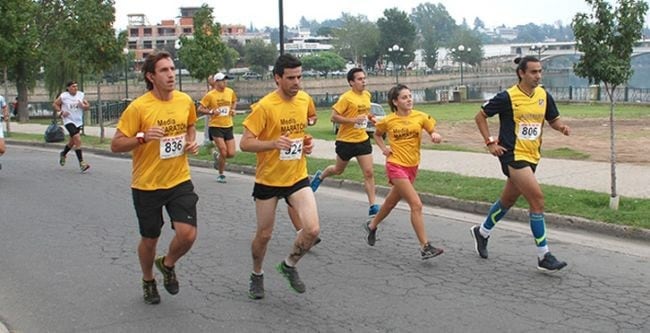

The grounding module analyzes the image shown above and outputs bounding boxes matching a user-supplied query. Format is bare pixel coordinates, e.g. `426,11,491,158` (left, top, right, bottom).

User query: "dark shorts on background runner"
131,180,199,238
335,138,372,161
252,177,310,206
209,126,234,141
64,123,82,137
500,160,537,177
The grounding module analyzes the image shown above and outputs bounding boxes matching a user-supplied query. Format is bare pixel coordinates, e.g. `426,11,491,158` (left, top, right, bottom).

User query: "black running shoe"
364,220,377,246
420,242,444,260
470,225,489,259
537,252,568,272
248,273,264,300
276,261,306,293
155,256,179,295
142,279,161,305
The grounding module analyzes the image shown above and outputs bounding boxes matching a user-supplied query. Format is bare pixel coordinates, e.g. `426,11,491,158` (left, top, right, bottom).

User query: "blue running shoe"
310,170,323,192
368,204,380,217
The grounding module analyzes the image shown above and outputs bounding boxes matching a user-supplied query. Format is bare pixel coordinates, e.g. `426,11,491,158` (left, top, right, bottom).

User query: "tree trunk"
16,63,30,123
606,84,619,210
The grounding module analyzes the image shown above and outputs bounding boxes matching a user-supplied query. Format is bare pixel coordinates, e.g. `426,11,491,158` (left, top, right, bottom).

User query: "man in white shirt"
53,81,91,172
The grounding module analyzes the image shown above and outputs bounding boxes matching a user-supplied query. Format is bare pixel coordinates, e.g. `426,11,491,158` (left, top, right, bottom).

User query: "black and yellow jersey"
481,85,560,164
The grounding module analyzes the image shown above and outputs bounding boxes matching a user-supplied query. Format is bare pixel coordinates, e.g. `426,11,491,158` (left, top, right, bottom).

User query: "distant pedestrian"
470,56,571,272
111,51,201,304
363,84,444,259
309,68,380,217
240,54,320,299
53,81,91,172
12,97,18,117
198,72,237,183
0,94,8,170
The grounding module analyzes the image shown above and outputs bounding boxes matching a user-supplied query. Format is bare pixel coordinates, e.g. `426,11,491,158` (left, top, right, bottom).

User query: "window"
183,28,192,34
143,28,152,37
129,28,139,37
143,41,152,49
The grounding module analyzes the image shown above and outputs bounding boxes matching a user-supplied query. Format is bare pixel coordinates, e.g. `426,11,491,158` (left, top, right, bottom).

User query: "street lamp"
530,42,547,58
451,44,471,86
174,39,183,91
122,48,129,100
388,44,403,84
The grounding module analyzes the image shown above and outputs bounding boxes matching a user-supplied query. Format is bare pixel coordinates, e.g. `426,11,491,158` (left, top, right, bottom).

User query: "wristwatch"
136,132,146,144
485,136,497,146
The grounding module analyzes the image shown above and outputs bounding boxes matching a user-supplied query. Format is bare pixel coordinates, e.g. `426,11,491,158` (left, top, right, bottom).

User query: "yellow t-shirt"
243,90,312,187
333,90,371,143
200,87,237,128
375,110,435,167
116,91,197,190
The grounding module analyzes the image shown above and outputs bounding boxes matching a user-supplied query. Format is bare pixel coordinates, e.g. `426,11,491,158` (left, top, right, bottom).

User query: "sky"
112,0,636,32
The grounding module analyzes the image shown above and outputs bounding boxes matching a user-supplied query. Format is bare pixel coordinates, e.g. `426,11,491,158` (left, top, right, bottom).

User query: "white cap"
213,72,230,81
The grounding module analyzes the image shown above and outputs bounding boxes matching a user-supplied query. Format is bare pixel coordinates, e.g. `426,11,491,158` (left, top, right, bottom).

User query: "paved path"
6,121,650,198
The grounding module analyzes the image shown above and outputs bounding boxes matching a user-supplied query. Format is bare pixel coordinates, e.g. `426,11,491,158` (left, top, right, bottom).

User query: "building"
125,7,271,64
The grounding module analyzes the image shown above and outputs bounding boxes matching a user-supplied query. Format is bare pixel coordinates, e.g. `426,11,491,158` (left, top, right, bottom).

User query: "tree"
572,0,648,209
0,0,41,121
40,0,123,98
300,52,346,74
410,3,456,69
177,5,227,83
377,8,417,69
332,14,379,66
449,28,484,67
243,39,277,74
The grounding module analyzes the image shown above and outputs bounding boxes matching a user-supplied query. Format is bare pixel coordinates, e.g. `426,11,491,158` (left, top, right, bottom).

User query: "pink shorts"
385,162,419,184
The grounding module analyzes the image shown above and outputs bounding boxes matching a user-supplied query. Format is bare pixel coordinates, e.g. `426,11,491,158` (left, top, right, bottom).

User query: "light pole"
174,40,182,91
531,42,547,58
388,44,403,84
451,44,471,86
122,48,129,100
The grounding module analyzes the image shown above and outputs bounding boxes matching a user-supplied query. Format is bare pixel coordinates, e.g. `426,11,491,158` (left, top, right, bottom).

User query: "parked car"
241,72,262,80
333,102,386,137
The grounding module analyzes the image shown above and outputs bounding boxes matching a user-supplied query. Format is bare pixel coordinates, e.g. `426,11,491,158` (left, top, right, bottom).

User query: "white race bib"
279,138,303,161
217,106,230,116
159,134,186,159
518,123,541,140
354,118,368,129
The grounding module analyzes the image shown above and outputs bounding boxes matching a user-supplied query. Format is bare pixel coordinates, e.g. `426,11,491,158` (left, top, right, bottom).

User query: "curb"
7,139,650,243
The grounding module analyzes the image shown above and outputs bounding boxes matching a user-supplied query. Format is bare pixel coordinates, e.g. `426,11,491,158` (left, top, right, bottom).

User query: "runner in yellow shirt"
198,72,237,183
363,84,445,260
111,51,200,305
240,54,319,299
310,68,380,217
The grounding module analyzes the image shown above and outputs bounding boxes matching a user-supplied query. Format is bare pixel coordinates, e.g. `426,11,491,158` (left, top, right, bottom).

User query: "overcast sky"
113,0,647,31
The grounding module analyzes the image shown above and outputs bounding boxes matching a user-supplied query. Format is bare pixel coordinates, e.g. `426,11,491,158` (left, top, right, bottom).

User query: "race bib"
279,138,303,161
159,134,186,159
518,123,541,140
217,106,230,116
354,118,368,129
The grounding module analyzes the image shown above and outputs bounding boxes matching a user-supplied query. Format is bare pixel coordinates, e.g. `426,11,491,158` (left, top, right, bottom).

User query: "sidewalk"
7,121,650,198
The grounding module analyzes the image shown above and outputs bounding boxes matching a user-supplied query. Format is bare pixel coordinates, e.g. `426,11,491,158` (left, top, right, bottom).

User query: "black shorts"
208,126,234,141
252,177,310,206
335,138,372,161
500,160,538,177
131,180,199,238
64,123,82,137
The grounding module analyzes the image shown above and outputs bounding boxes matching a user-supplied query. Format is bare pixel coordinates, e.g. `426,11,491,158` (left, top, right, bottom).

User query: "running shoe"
276,261,306,293
309,170,322,192
368,204,380,217
59,152,66,166
217,174,227,183
312,237,322,247
212,150,220,170
537,252,568,272
420,242,444,260
470,225,489,259
142,279,161,305
248,273,265,300
79,161,90,172
154,256,179,295
363,220,377,246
